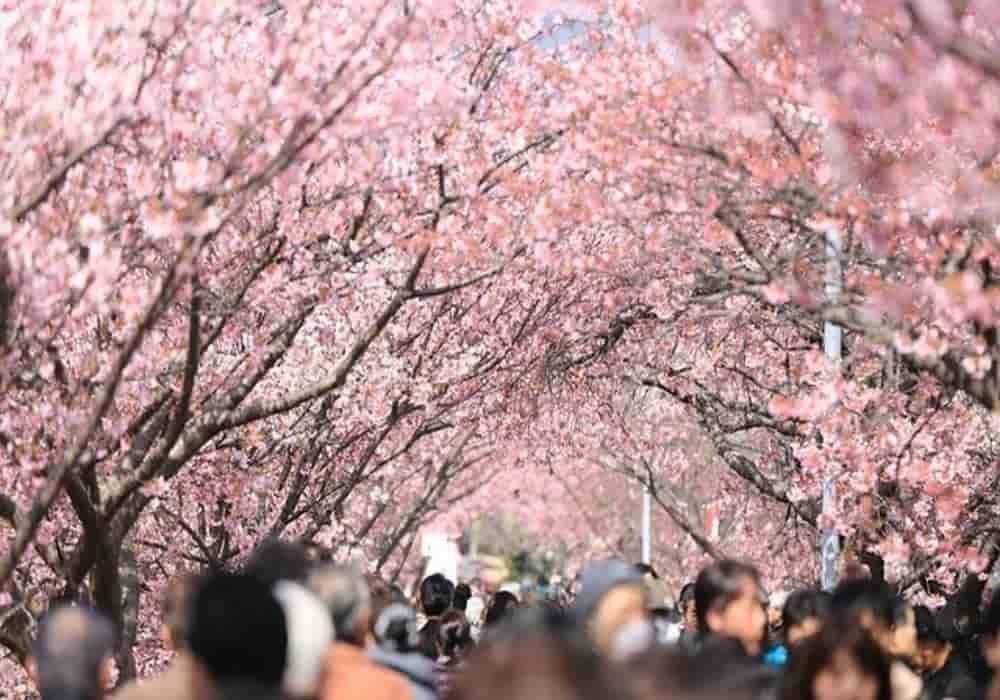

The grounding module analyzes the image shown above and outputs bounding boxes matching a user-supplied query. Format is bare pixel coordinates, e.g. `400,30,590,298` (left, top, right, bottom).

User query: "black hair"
453,583,472,612
484,591,519,628
33,605,116,700
982,588,1000,638
243,538,311,589
187,572,288,686
914,605,945,645
439,609,473,659
694,560,761,633
420,574,455,618
627,639,773,700
830,578,908,630
418,618,442,659
781,619,892,700
783,589,831,630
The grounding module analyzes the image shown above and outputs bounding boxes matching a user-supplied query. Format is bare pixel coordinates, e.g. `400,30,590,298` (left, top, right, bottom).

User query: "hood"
572,559,643,621
370,646,437,689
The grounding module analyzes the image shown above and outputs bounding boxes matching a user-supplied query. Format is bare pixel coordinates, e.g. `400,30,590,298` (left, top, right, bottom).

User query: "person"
273,580,334,699
783,589,831,648
369,576,438,700
113,573,199,700
678,582,697,630
29,604,116,700
651,606,684,646
307,564,411,700
763,590,790,668
244,538,312,589
831,578,922,700
372,602,438,700
627,643,776,700
435,610,473,698
449,607,623,700
186,571,288,699
914,605,982,700
781,619,892,700
418,574,455,629
452,584,471,613
694,560,768,657
482,590,519,630
571,559,652,659
982,588,1000,700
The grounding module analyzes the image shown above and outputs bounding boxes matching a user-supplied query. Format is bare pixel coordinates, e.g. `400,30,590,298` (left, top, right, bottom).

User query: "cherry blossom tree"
5,0,1000,687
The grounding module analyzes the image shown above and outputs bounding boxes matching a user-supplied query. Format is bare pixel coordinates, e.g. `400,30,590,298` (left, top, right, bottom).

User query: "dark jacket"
924,651,984,700
370,646,438,700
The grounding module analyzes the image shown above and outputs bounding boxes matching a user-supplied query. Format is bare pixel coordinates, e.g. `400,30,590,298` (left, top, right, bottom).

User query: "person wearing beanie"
273,581,335,699
572,559,652,660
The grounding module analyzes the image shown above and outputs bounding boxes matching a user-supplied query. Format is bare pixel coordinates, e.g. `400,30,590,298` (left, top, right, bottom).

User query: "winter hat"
572,559,643,621
273,581,334,698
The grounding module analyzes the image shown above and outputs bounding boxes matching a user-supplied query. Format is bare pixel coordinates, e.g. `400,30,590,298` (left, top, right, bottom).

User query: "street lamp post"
821,226,842,592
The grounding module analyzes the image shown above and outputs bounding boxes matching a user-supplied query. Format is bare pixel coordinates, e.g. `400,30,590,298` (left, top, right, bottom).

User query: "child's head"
695,560,767,655
783,589,832,647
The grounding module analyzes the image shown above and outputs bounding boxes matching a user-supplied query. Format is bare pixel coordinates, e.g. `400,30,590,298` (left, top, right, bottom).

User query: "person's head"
244,539,311,589
484,590,520,627
374,603,421,653
831,579,916,661
695,560,766,655
627,643,774,700
450,613,619,700
912,605,952,674
419,574,454,618
272,581,334,698
678,582,697,629
439,609,473,660
161,571,198,652
307,564,371,647
782,620,892,700
783,589,831,647
768,590,789,631
187,572,288,689
453,583,471,613
572,559,648,656
30,604,116,700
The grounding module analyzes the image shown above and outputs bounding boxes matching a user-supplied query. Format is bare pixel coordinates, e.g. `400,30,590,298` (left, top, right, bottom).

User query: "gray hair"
33,604,115,700
306,564,370,643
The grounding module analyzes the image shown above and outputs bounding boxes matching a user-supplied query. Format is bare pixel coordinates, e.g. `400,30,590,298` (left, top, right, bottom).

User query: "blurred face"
591,584,648,657
887,608,917,660
683,599,698,629
768,606,783,628
706,576,767,655
982,635,1000,670
915,639,951,674
787,617,822,646
814,649,880,700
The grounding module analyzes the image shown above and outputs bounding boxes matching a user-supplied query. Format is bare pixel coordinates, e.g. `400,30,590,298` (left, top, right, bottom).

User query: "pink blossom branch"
0,242,191,587
8,117,128,222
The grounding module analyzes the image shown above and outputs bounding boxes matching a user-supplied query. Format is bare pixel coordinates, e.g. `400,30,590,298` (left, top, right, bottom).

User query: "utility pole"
821,226,842,592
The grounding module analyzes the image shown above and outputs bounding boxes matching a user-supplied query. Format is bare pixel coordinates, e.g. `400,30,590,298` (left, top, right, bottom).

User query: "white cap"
273,581,334,698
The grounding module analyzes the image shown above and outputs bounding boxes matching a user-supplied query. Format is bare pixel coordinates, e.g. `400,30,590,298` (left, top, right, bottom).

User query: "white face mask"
654,619,682,645
612,619,655,660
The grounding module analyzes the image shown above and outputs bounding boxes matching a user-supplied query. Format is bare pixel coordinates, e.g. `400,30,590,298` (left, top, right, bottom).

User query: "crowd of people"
19,540,1000,700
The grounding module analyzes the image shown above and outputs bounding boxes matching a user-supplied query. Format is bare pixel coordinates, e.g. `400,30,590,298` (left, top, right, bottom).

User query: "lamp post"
821,226,842,592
